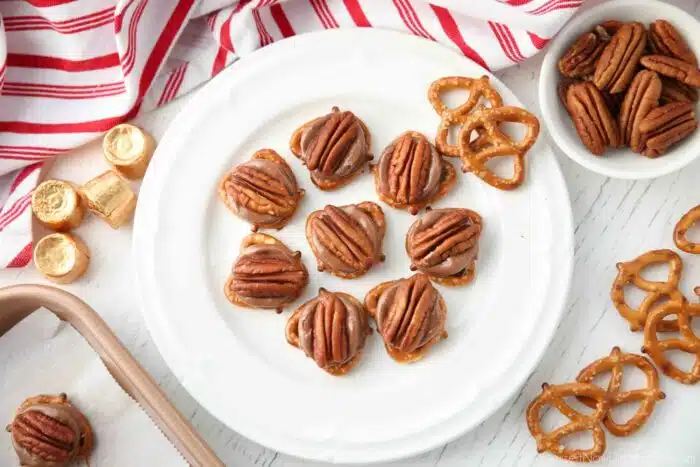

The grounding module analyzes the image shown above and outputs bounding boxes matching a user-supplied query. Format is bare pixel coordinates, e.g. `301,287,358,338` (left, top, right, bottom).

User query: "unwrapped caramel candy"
31,180,85,231
33,233,90,284
80,171,136,229
102,123,155,179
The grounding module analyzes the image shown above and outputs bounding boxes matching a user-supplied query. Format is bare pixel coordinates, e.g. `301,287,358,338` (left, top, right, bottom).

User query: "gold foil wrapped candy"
33,233,90,284
80,171,137,229
31,180,85,231
102,123,155,179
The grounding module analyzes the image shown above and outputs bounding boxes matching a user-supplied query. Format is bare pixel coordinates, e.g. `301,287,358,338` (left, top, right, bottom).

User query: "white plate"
539,0,700,180
134,29,573,464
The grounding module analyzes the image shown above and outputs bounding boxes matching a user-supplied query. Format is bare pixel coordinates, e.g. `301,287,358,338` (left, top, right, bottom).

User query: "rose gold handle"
0,284,224,467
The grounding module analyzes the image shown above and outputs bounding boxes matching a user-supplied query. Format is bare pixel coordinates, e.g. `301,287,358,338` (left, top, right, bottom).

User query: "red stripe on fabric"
219,9,237,53
166,63,188,102
527,31,550,49
318,0,339,27
115,0,138,32
24,0,75,6
0,194,32,230
342,0,370,27
7,53,120,72
4,7,115,34
431,6,489,70
157,68,179,106
269,4,295,37
252,9,272,46
528,0,581,15
9,163,41,194
488,21,516,63
206,12,217,32
498,24,526,61
310,0,332,29
0,154,53,161
397,0,435,40
211,46,229,77
122,0,150,75
2,89,125,99
159,64,187,105
4,81,124,91
392,0,421,38
505,0,533,5
6,242,33,268
0,145,68,153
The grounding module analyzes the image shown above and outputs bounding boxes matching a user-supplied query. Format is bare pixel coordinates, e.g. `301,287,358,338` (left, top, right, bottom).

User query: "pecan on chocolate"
226,233,308,312
558,26,610,79
406,208,482,286
6,394,93,467
286,289,371,375
566,82,621,155
364,273,447,362
661,77,699,104
618,70,663,152
290,107,372,190
639,102,698,153
306,202,385,278
649,20,697,66
374,131,456,215
218,149,303,231
641,55,700,87
593,22,647,93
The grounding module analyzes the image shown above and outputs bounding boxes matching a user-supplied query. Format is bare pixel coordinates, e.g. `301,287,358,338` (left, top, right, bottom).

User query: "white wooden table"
3,1,700,464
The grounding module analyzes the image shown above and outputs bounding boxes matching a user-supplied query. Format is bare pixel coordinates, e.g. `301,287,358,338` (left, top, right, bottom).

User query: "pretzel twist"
610,249,684,332
674,204,700,254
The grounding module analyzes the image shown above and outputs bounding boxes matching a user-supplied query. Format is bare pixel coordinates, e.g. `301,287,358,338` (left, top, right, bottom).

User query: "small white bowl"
539,0,700,180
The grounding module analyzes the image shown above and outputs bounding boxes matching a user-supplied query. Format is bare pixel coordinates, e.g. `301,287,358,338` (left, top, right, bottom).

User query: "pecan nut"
641,55,700,87
639,101,698,151
6,393,93,467
566,81,620,155
661,77,699,104
289,106,372,190
558,26,610,79
649,19,697,66
618,70,663,152
218,149,303,231
306,202,385,278
374,131,456,215
226,233,308,312
364,273,447,362
406,208,482,286
286,289,371,375
593,22,647,93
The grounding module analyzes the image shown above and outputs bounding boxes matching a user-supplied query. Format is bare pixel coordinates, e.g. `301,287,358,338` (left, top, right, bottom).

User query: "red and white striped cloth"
0,0,581,268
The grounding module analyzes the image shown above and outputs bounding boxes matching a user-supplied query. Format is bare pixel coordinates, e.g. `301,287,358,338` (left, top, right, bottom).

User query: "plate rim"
133,28,574,464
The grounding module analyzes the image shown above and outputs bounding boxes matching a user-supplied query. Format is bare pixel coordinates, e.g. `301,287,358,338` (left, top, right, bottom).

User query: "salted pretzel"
674,204,700,254
610,249,684,332
457,106,540,190
428,75,503,120
643,300,700,385
526,382,608,462
576,347,665,437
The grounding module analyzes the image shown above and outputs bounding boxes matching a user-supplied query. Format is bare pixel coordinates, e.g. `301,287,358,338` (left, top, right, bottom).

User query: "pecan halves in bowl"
286,288,371,376
225,233,308,312
660,77,699,104
289,106,372,190
406,208,482,286
373,131,456,215
639,101,698,153
618,70,662,153
641,55,700,87
306,202,386,278
218,149,304,231
593,22,647,94
558,26,610,79
6,393,94,467
566,82,620,156
649,19,697,67
364,273,447,363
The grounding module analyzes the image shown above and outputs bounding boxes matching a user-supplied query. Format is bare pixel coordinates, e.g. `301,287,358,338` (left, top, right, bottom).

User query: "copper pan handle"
0,284,224,467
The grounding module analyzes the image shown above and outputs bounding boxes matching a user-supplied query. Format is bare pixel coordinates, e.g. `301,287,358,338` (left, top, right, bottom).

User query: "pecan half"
618,70,663,152
364,273,447,362
306,202,385,278
567,81,620,155
7,394,93,467
286,289,371,375
639,102,698,151
226,233,308,312
558,27,610,79
661,77,699,104
649,20,697,66
406,208,482,286
641,55,700,87
593,22,647,93
374,131,455,215
218,149,303,231
290,107,372,190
